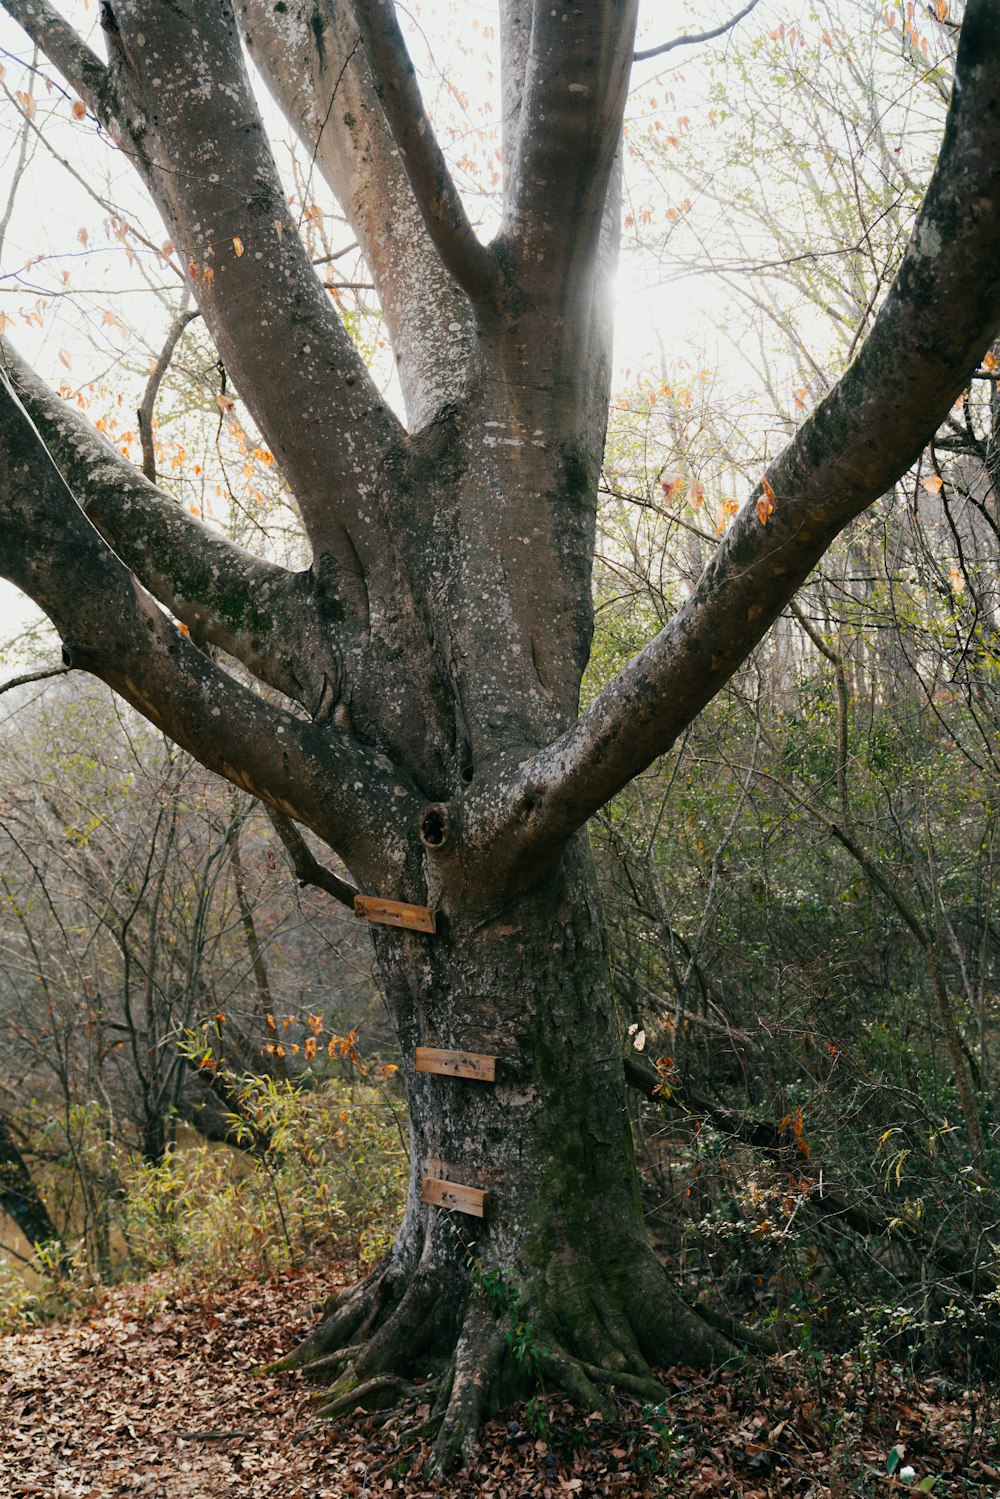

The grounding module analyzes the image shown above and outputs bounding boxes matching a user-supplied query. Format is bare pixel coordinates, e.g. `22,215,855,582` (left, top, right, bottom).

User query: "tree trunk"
281,837,729,1467
0,1112,67,1266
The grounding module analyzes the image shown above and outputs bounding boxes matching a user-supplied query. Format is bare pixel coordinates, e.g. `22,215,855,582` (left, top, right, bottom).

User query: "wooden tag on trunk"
415,1047,497,1082
354,895,436,934
421,1176,489,1219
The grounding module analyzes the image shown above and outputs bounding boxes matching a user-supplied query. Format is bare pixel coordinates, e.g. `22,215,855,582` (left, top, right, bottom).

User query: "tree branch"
0,664,70,696
347,0,498,306
0,0,109,114
495,0,1000,863
237,0,472,431
137,306,198,484
633,0,762,63
3,342,345,716
502,1,638,313
0,368,421,885
3,0,403,586
267,808,358,910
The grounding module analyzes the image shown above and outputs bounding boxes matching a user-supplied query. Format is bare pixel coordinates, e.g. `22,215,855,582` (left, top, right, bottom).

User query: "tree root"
260,1268,387,1374
537,1344,613,1418
581,1362,668,1403
430,1305,507,1472
313,1372,416,1420
274,1244,740,1471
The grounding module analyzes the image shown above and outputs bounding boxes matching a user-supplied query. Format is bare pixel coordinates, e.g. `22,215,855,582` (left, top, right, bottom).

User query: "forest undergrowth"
3,1072,1000,1495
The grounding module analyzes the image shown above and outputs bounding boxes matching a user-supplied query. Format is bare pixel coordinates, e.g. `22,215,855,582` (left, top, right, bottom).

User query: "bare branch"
0,664,70,696
267,809,358,910
348,0,497,306
0,50,35,263
633,0,762,63
137,307,199,484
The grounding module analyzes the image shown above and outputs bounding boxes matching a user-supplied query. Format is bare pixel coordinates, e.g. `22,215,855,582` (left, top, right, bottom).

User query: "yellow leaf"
274,219,283,243
757,475,775,525
78,227,89,247
716,498,739,533
0,311,13,333
949,566,965,595
71,99,87,120
15,91,36,120
232,235,244,257
216,393,235,412
934,0,948,17
58,348,72,368
983,350,998,372
922,473,943,493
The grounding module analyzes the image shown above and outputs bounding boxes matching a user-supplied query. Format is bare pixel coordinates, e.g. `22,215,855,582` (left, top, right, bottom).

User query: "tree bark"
282,836,729,1467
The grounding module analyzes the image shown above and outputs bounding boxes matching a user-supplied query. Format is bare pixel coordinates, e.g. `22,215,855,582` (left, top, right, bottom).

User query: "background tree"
0,0,999,1467
591,0,1000,1364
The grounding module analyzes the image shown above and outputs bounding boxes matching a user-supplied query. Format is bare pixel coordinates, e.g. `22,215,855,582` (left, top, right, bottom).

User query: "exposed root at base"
270,1247,742,1473
313,1372,416,1420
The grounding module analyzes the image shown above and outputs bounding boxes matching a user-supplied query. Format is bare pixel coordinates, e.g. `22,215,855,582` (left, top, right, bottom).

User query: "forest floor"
1,1266,999,1498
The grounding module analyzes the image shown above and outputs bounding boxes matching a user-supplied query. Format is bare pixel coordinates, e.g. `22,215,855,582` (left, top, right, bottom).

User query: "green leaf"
886,1446,903,1476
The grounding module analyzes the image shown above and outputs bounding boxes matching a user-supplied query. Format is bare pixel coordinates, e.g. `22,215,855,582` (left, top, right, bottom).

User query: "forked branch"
503,0,1000,861
0,371,421,882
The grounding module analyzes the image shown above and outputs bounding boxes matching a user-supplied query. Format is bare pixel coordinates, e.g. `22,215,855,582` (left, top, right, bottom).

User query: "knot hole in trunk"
419,802,451,850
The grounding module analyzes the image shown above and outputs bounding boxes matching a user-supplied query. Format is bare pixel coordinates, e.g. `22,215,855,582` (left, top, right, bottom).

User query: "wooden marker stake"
354,894,436,934
415,1046,497,1082
421,1176,489,1218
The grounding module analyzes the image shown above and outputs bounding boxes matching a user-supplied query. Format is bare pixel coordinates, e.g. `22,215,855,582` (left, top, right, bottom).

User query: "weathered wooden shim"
415,1046,497,1082
354,895,436,934
421,1176,489,1218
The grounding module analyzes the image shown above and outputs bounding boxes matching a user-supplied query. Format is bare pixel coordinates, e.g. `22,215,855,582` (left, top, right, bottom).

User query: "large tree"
1,0,999,1465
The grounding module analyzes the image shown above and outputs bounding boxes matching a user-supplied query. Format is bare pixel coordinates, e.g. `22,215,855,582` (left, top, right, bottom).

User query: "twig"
634,0,761,63
137,307,199,483
0,664,71,696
